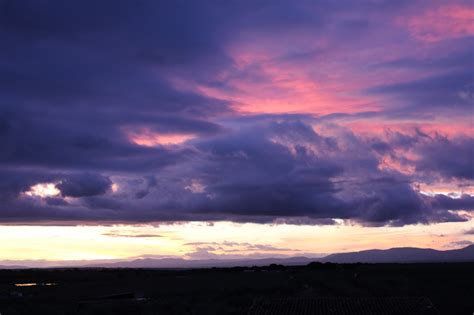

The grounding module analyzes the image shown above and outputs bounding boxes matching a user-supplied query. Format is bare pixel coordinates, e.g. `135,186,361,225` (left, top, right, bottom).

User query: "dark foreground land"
0,263,473,315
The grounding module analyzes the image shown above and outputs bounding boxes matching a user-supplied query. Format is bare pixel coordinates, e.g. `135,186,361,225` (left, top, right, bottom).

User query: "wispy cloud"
445,240,474,248
102,232,162,238
185,241,298,252
463,228,474,235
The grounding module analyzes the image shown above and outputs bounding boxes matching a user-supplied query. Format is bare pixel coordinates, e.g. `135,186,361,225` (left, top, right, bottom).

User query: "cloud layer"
0,0,472,225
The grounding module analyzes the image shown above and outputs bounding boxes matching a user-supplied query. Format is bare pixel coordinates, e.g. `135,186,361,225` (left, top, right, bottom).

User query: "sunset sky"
0,0,473,263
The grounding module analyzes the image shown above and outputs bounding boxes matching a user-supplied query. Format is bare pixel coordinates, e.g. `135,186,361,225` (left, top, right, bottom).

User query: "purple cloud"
0,0,472,226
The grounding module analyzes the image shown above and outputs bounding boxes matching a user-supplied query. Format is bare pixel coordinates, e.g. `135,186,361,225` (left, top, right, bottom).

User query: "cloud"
0,0,232,178
371,49,473,71
56,173,112,198
398,4,474,42
430,194,474,210
368,71,473,116
445,240,474,248
102,232,162,238
185,247,221,260
415,136,474,180
0,0,472,227
184,240,303,260
184,241,297,252
0,116,473,226
464,228,474,235
0,116,473,225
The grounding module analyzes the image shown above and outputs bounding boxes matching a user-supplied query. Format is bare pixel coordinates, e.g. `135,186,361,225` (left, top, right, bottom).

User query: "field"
0,263,473,314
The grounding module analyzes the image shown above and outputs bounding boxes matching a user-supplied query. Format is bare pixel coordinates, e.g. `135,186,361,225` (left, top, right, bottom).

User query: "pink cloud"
124,127,196,146
398,5,474,42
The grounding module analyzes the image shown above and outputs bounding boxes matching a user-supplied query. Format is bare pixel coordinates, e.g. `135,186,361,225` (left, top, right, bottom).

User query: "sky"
0,0,473,262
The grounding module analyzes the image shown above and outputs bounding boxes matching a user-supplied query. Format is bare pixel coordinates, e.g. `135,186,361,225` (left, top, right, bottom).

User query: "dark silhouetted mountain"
322,244,474,263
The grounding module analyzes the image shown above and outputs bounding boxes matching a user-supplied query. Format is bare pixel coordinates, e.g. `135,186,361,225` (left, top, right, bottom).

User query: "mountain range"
2,245,473,269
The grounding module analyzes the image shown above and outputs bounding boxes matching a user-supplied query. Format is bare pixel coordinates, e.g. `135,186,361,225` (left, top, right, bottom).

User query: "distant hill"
2,245,473,269
85,256,314,269
322,244,474,263
0,265,28,269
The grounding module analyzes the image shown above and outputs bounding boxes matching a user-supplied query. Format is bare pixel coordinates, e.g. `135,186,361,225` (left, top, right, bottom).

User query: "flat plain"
0,263,472,314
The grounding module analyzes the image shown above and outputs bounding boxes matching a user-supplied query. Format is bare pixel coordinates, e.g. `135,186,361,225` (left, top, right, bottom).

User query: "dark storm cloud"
73,119,470,226
0,111,192,171
0,170,103,204
416,137,474,180
0,169,55,201
187,120,347,218
0,117,473,225
0,0,232,169
56,173,112,198
0,1,233,186
430,194,474,210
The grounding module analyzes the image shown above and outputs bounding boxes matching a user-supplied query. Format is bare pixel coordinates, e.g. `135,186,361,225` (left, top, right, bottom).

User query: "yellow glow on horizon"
0,220,473,262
